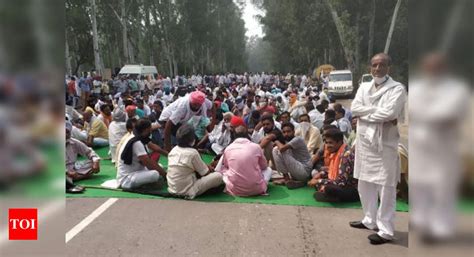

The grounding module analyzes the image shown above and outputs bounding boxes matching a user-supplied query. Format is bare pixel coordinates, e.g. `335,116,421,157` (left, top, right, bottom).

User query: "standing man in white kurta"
350,53,407,245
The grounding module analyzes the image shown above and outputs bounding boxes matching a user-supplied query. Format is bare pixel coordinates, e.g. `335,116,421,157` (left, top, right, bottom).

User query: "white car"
328,70,353,97
358,74,373,89
119,64,158,78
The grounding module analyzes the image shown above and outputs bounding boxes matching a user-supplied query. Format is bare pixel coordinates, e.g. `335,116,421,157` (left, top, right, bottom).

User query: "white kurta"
409,76,470,237
351,76,407,187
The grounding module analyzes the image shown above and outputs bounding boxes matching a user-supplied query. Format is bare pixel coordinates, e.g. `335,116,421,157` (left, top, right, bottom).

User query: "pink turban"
125,105,137,112
189,91,206,105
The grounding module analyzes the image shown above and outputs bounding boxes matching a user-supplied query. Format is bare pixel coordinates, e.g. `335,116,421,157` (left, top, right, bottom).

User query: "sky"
241,0,265,39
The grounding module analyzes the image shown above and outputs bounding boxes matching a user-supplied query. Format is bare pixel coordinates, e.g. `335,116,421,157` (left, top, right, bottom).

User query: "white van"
358,73,373,88
327,70,353,97
118,64,158,78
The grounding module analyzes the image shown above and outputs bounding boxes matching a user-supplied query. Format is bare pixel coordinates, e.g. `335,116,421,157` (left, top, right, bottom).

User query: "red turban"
125,105,137,112
263,105,276,114
189,91,206,105
230,115,246,127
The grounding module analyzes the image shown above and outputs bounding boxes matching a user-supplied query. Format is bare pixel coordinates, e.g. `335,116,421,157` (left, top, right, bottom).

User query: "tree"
89,0,103,75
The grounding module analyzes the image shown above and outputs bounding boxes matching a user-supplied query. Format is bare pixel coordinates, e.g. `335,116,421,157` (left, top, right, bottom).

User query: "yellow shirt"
87,117,109,139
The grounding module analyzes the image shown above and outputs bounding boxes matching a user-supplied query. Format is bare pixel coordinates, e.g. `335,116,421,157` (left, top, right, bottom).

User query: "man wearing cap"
125,105,139,120
159,90,213,151
66,121,101,181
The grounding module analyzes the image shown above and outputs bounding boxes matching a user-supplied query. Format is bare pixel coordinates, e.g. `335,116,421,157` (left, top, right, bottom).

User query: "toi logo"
8,209,38,240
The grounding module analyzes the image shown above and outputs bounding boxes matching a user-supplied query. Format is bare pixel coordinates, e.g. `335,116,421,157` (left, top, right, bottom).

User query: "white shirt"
159,95,211,125
318,91,329,104
117,136,148,185
337,117,352,135
94,100,105,113
251,122,281,144
351,76,407,186
142,105,152,117
93,80,102,94
108,121,127,146
308,109,325,130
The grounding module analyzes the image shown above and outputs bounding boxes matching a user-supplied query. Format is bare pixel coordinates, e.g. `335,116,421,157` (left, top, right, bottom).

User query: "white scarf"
364,76,402,152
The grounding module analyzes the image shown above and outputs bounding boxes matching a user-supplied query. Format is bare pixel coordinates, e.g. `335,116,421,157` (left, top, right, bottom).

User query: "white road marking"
65,198,118,243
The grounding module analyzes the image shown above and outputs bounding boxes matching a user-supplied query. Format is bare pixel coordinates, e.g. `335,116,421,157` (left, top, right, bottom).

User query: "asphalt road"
66,198,409,257
62,97,411,257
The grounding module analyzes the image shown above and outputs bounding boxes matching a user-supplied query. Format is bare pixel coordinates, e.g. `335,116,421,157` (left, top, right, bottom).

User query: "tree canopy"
252,0,408,83
66,0,248,77
66,0,408,84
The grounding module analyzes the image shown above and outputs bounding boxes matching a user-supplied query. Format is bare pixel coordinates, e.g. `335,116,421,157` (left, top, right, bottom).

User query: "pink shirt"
219,138,268,196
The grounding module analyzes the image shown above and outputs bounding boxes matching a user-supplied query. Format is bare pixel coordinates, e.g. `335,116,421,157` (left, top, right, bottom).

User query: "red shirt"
67,81,76,95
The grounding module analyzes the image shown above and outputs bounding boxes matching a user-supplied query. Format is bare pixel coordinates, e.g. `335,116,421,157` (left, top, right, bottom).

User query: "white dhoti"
358,180,397,240
109,145,118,163
351,76,407,242
120,170,160,190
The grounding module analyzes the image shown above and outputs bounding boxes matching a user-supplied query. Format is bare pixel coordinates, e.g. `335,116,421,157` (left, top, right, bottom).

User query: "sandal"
272,178,288,186
286,180,306,189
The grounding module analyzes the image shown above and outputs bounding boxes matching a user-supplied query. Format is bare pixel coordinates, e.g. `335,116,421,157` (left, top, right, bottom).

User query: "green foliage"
257,0,408,83
66,0,247,76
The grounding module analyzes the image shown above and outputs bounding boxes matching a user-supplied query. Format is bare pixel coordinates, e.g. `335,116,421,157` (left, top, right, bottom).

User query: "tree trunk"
144,1,154,66
90,0,103,75
121,0,129,64
128,38,135,63
152,2,174,75
65,29,72,76
384,0,402,54
173,57,178,77
324,0,355,72
167,44,173,76
355,7,361,73
368,0,376,61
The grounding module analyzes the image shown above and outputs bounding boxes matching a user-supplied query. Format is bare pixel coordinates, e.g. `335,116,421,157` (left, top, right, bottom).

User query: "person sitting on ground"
65,121,100,181
295,113,322,155
243,110,260,134
272,122,313,189
216,125,272,196
125,104,139,120
116,119,167,190
308,128,358,203
334,104,352,137
166,124,224,199
108,108,127,163
82,107,109,147
149,100,164,146
187,115,211,143
308,104,325,130
197,111,232,155
136,98,151,117
251,114,283,168
278,111,298,129
311,125,339,170
97,104,112,128
346,117,357,149
323,109,338,127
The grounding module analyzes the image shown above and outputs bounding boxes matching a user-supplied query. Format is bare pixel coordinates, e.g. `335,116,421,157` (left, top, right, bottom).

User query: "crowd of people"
65,53,407,245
